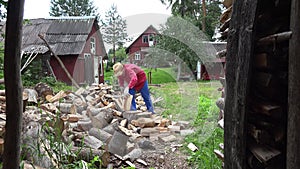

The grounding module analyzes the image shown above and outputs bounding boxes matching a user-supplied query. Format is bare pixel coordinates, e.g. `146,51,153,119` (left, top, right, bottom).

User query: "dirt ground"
110,107,195,169
110,133,194,169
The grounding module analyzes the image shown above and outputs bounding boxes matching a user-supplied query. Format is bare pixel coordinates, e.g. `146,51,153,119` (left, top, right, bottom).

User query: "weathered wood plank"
287,0,300,168
224,0,258,168
3,1,25,168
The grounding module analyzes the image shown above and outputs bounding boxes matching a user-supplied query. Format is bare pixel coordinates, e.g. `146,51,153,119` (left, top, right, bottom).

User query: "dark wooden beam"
224,0,258,168
287,0,300,168
3,0,25,169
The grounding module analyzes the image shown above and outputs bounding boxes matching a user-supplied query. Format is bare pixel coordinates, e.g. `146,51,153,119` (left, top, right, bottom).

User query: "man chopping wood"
113,62,155,114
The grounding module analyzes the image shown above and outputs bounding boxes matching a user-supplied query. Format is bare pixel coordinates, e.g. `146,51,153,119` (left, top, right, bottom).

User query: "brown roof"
22,16,99,55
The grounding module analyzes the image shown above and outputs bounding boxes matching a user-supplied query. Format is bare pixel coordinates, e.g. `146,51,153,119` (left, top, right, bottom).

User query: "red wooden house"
21,16,106,85
200,42,227,80
126,25,159,66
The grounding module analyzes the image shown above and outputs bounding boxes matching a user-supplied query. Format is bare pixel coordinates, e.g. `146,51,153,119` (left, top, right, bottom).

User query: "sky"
24,0,171,19
24,0,172,47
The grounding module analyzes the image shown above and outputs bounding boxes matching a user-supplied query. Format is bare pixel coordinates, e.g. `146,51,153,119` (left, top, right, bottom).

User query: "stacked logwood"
245,1,290,168
0,82,194,168
212,0,232,165
219,0,234,41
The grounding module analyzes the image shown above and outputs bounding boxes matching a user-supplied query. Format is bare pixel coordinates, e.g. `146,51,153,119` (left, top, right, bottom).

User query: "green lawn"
150,80,223,169
105,66,224,168
104,67,177,85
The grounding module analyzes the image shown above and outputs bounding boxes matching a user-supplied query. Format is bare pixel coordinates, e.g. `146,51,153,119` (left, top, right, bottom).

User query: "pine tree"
49,0,98,17
101,5,128,63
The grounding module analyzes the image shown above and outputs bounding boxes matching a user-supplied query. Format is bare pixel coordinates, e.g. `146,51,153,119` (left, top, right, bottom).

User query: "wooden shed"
223,0,300,168
21,16,106,85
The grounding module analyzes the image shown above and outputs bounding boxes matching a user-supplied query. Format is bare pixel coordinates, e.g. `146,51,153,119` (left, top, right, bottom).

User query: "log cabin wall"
224,0,293,168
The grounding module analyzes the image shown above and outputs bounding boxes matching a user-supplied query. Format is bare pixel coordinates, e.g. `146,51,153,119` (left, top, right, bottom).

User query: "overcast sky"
24,0,171,19
23,0,172,44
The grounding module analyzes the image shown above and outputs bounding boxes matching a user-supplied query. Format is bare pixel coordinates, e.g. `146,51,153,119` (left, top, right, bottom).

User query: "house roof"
22,16,99,55
125,25,159,53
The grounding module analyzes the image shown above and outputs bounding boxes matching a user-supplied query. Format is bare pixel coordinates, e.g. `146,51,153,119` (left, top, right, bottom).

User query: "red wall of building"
50,54,79,85
50,23,106,85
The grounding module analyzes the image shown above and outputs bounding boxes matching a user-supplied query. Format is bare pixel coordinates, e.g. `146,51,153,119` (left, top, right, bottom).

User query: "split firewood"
56,103,77,114
125,161,135,168
113,94,133,111
218,119,224,129
89,127,112,143
222,0,234,8
40,103,59,114
214,150,224,161
257,31,292,45
158,118,172,127
47,90,70,103
250,99,282,119
0,96,5,102
136,159,148,166
118,126,133,136
248,142,281,164
187,142,198,152
34,82,54,98
23,89,38,104
112,109,122,117
83,135,104,150
220,18,230,32
0,90,4,96
131,118,155,128
220,6,232,23
75,87,88,96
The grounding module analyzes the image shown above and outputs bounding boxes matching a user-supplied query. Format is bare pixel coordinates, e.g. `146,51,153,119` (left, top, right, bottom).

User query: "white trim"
135,52,141,60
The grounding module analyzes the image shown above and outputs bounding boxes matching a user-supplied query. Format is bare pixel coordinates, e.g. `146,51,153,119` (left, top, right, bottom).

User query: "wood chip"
187,143,198,152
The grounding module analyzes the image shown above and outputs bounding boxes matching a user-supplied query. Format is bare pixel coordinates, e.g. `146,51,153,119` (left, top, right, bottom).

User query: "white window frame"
135,52,141,60
90,37,96,54
99,56,103,76
142,35,148,43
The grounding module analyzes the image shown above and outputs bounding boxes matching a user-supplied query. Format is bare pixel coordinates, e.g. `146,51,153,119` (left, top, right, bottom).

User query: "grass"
150,80,223,169
104,67,176,85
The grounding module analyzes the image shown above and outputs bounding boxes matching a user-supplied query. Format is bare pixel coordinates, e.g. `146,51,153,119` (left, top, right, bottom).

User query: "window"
90,37,96,54
135,52,141,60
99,56,103,76
142,35,148,43
149,34,155,46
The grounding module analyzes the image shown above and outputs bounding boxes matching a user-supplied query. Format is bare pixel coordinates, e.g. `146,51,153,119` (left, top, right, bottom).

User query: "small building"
126,25,159,66
21,16,106,85
199,41,227,80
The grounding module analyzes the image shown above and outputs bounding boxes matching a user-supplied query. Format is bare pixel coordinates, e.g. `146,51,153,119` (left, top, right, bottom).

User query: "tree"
146,16,216,79
102,5,127,63
0,0,8,20
3,0,25,168
160,0,222,39
49,0,98,17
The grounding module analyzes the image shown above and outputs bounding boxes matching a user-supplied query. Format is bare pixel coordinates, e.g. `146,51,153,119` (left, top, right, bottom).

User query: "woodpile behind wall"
246,1,291,168
223,0,292,169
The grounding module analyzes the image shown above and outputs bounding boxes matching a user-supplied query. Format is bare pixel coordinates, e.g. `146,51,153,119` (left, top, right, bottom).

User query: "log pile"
212,0,233,165
0,82,194,168
218,0,233,41
245,1,290,168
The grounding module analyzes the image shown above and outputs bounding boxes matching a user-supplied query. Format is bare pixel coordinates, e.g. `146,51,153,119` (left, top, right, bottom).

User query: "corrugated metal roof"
21,17,97,55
